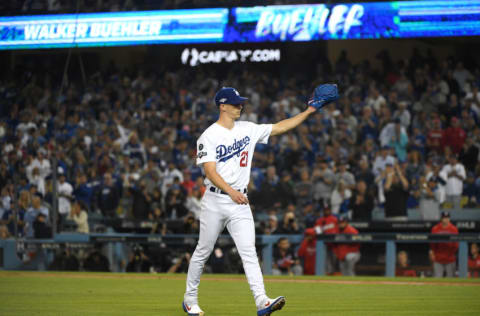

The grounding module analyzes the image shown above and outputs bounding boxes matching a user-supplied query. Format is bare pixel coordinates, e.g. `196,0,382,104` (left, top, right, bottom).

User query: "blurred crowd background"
1,48,479,238
0,0,479,276
1,46,479,275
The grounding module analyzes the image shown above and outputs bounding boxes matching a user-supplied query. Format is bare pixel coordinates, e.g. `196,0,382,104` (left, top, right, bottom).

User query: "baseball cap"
214,87,248,106
441,211,450,218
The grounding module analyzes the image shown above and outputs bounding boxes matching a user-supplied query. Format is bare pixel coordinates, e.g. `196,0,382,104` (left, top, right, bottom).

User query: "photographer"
149,207,167,235
384,162,409,221
168,252,191,273
67,199,89,234
84,244,110,272
126,244,152,273
278,210,300,234
49,248,79,271
417,176,442,221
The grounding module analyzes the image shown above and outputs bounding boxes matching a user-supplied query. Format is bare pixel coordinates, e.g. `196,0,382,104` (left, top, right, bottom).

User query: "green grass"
1,272,479,316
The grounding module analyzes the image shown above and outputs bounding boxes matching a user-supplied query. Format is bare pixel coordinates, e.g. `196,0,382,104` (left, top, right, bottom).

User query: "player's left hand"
308,83,339,111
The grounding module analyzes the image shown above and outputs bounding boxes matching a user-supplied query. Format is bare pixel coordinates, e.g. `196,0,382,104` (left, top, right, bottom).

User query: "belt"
209,186,247,195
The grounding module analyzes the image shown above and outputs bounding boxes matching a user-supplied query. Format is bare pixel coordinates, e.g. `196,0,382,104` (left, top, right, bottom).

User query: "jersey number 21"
240,151,249,167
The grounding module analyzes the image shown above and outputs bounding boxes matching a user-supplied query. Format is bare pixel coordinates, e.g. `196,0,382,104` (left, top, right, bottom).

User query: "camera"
132,244,143,256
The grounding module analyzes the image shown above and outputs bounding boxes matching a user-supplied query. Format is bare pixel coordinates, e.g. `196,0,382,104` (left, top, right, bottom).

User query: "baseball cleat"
182,301,204,316
257,296,286,316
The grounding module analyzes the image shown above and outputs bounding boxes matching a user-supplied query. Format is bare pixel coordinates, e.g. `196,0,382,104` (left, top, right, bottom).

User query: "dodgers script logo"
216,136,250,163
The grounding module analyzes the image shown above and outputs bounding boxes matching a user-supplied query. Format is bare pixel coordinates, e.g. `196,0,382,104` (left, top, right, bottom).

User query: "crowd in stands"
0,47,480,239
0,46,480,274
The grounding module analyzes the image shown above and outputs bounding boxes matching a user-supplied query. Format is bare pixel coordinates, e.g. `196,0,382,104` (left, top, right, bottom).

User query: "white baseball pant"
184,190,266,304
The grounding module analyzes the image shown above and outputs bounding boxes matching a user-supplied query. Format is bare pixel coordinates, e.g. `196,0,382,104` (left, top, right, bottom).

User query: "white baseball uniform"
184,120,272,305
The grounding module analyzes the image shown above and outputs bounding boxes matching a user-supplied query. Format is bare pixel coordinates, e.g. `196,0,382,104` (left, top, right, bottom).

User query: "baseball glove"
308,84,339,110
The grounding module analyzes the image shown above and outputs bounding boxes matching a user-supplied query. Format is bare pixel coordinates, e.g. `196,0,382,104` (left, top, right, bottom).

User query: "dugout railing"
260,233,480,278
1,233,479,277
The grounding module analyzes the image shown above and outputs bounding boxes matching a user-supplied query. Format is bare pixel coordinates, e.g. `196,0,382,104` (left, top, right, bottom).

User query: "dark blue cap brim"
230,96,248,105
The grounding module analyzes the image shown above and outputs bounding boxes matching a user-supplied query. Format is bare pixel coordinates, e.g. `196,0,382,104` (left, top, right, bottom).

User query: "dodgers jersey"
196,121,272,189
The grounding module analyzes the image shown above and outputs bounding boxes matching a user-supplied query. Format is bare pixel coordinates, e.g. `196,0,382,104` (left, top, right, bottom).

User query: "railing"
1,233,479,278
260,234,480,278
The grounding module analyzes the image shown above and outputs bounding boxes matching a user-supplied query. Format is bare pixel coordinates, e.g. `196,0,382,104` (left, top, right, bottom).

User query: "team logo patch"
219,98,227,103
199,144,204,150
197,151,207,158
233,89,239,96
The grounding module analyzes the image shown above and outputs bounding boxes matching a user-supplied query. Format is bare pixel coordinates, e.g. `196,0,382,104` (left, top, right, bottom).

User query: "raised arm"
203,161,249,205
271,107,316,136
395,164,409,190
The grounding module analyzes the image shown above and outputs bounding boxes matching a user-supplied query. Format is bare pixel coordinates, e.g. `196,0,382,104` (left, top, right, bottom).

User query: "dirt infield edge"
1,271,480,287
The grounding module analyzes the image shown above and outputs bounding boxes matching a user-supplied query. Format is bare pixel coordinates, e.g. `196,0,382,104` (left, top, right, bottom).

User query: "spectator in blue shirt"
389,119,409,162
25,195,49,238
97,172,121,218
73,174,94,211
411,127,426,157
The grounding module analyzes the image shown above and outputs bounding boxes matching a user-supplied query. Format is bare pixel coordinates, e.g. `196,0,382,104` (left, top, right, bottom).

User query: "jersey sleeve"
250,122,273,145
196,133,216,165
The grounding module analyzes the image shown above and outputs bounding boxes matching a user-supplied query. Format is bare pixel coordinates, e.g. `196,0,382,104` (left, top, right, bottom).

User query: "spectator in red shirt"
334,216,361,276
315,206,338,274
395,251,417,277
442,117,466,154
430,211,459,277
181,170,195,195
468,243,480,278
426,118,444,154
297,228,317,275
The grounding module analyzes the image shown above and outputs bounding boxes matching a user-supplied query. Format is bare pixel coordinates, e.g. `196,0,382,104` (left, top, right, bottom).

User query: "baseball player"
429,211,459,277
182,85,338,316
